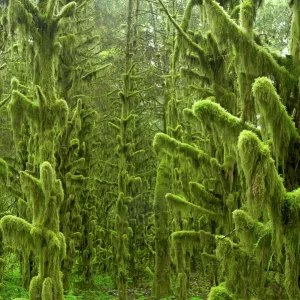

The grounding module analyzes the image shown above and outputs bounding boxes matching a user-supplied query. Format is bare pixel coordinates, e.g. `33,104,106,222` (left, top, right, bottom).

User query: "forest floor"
0,259,206,300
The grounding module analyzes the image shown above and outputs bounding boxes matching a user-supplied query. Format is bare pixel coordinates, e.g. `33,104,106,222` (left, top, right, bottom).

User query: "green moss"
157,0,207,62
189,182,223,208
152,157,171,298
9,90,39,149
172,231,203,300
173,0,202,65
153,133,210,174
42,277,53,300
215,235,262,298
240,0,258,34
55,2,76,20
0,158,8,184
176,272,188,300
5,0,83,298
172,231,201,248
204,0,296,106
20,171,45,225
282,188,300,298
290,0,300,64
0,215,35,252
54,99,69,131
166,192,219,218
232,209,272,259
192,99,258,159
29,276,42,300
252,77,298,164
238,130,285,259
284,188,300,226
207,283,233,300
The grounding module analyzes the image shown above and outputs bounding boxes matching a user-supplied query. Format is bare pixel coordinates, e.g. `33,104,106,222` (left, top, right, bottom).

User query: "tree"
1,0,299,299
154,0,300,298
0,0,76,298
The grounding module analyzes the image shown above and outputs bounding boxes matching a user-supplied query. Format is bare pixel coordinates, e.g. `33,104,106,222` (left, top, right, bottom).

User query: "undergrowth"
0,254,203,300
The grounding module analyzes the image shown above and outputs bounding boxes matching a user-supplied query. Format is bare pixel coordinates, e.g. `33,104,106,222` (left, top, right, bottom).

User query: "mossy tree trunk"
152,156,171,298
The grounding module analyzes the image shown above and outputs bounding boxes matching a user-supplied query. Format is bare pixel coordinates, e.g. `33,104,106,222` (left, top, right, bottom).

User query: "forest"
0,0,298,299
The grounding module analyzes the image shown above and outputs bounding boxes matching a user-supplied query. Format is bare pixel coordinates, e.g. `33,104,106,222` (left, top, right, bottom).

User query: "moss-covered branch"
238,130,285,257
189,181,223,207
215,235,262,298
232,209,272,253
157,0,206,59
204,0,296,101
166,192,220,219
153,132,210,167
0,215,36,252
192,99,258,147
252,77,299,163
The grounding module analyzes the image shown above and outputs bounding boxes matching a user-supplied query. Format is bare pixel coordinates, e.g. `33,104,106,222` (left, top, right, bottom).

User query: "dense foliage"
0,0,299,299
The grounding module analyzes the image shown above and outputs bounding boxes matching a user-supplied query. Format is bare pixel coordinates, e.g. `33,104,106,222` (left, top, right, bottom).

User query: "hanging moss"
9,90,39,149
153,132,210,173
232,209,272,259
282,188,300,298
172,0,202,65
171,231,202,300
172,230,202,249
238,130,285,259
42,277,53,300
215,235,262,298
204,0,296,105
56,2,76,20
166,192,219,219
157,0,207,62
252,77,299,164
189,182,223,208
0,215,35,252
240,0,260,35
1,164,66,300
0,158,8,184
192,99,258,153
290,0,300,64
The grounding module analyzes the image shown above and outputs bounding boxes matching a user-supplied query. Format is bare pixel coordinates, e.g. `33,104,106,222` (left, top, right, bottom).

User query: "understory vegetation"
0,0,299,299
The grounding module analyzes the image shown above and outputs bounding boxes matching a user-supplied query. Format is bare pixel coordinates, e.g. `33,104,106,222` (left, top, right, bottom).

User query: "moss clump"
207,282,233,300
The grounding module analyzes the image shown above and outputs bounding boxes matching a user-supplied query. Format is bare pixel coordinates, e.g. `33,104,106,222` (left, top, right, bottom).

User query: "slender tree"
0,0,76,298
